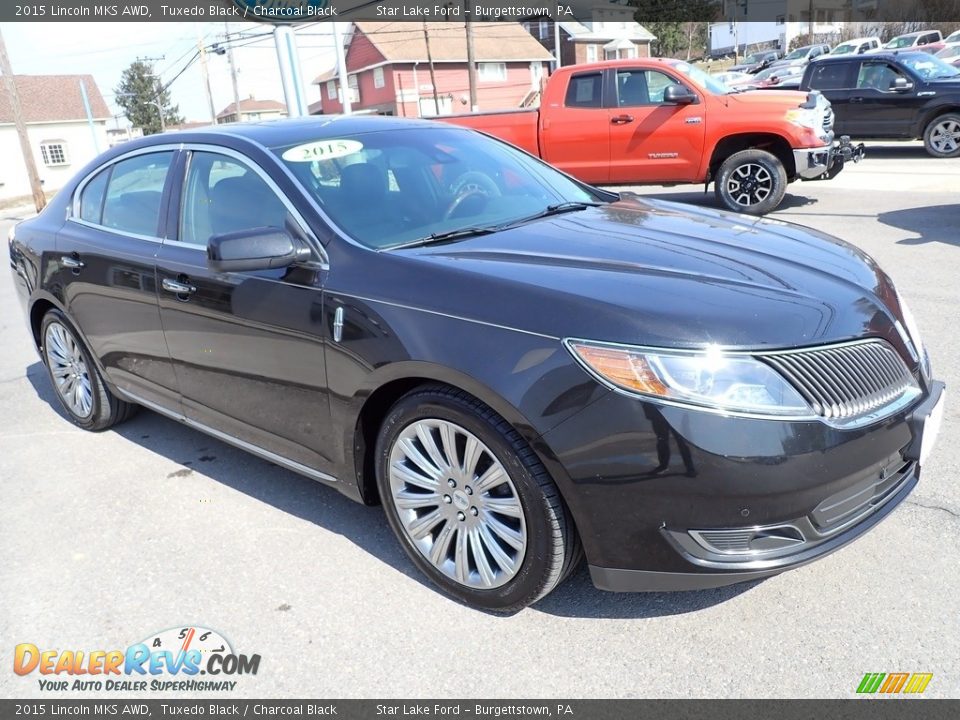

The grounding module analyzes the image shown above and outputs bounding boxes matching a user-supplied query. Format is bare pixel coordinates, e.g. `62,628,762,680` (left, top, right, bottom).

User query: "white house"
0,74,111,202
710,0,849,56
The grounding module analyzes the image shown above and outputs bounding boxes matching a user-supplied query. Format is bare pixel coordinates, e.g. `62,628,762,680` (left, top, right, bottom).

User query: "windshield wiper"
388,226,497,250
496,201,602,230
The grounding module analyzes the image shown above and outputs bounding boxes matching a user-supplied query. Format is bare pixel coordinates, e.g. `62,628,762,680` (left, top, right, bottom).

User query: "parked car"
801,52,960,157
936,43,960,66
729,50,781,74
442,58,862,215
769,44,831,69
733,64,804,90
8,116,944,611
829,37,881,55
946,30,960,44
882,30,944,54
711,70,752,87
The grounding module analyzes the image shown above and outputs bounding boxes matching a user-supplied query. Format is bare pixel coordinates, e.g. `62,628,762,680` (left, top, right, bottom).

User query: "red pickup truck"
443,58,863,215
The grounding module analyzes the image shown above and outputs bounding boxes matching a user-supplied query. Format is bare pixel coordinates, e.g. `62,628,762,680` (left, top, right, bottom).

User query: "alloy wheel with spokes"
725,163,773,208
44,321,93,419
925,115,960,158
388,418,527,589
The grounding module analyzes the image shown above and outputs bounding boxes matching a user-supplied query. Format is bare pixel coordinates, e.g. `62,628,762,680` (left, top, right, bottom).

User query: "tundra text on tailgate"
443,58,864,215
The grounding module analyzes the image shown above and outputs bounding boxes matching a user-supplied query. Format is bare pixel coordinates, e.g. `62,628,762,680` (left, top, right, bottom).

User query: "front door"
540,70,610,183
606,68,706,183
846,61,926,137
57,149,179,409
154,148,336,478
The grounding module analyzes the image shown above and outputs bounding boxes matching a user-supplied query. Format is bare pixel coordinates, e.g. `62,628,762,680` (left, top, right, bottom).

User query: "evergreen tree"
114,61,183,135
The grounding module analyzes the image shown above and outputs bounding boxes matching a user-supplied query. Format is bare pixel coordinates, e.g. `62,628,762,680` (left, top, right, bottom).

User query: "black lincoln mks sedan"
8,116,944,611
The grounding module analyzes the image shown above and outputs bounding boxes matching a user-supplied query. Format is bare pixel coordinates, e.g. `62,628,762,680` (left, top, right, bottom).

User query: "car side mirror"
663,84,697,105
207,227,310,272
891,77,914,92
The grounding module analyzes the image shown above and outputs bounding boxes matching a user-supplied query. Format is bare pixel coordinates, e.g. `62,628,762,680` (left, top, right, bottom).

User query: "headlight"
896,294,931,378
565,340,814,417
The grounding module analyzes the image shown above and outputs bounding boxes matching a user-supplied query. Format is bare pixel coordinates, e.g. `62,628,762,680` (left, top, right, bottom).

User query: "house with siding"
314,22,554,117
0,74,110,202
522,11,655,66
216,96,288,124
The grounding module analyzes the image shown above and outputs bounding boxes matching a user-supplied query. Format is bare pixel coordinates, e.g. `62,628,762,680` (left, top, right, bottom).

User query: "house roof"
0,74,111,124
216,97,287,119
330,21,553,78
559,20,656,43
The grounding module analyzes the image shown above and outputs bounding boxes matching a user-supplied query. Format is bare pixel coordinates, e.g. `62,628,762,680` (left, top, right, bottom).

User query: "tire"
40,309,137,431
375,385,582,613
714,148,788,216
923,113,960,159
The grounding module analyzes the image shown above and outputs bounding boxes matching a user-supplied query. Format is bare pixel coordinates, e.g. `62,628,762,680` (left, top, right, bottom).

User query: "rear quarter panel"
441,110,540,156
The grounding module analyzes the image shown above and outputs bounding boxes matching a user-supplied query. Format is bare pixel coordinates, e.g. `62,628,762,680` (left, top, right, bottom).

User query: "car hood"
395,197,907,352
725,88,807,107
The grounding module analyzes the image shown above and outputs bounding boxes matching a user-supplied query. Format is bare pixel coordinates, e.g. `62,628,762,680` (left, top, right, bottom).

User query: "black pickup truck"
800,51,960,157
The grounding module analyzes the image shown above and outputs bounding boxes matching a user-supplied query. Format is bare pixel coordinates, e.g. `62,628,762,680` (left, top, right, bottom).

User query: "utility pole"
422,22,440,115
553,20,562,71
224,22,241,122
464,3,478,112
0,28,46,212
332,22,351,115
198,32,216,122
136,55,166,132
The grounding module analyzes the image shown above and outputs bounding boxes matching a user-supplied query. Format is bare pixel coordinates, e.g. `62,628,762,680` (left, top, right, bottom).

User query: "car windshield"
901,53,960,79
885,36,918,48
273,126,601,249
742,53,762,64
671,61,730,94
784,47,810,60
831,43,856,54
937,45,960,58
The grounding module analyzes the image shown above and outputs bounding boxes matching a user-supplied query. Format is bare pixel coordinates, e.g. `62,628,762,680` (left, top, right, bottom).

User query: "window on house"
326,80,336,100
586,45,598,63
478,63,507,82
40,142,68,166
373,67,385,89
605,49,617,60
539,20,549,39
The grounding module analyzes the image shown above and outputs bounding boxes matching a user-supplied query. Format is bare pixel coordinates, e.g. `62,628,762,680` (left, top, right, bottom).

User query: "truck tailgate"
439,109,540,156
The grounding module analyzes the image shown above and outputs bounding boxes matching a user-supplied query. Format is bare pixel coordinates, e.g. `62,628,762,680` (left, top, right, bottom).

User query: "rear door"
154,146,337,479
606,66,705,183
539,70,610,183
56,148,179,408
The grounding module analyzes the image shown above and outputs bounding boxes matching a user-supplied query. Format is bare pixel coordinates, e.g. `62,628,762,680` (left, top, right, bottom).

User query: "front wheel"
923,113,960,158
714,149,788,216
375,385,582,613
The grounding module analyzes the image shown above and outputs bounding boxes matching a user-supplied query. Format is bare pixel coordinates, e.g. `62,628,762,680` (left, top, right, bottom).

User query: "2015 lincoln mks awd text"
8,117,945,612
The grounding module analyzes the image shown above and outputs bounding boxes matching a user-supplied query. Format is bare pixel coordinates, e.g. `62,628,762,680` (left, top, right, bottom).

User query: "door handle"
61,256,85,269
611,114,635,125
162,278,197,295
850,96,864,103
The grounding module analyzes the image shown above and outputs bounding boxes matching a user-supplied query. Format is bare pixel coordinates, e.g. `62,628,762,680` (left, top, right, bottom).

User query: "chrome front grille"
761,340,918,422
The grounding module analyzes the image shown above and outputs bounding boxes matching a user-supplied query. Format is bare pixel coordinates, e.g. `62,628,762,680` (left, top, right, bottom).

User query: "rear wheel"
714,149,788,215
923,114,960,158
375,385,582,612
40,309,137,431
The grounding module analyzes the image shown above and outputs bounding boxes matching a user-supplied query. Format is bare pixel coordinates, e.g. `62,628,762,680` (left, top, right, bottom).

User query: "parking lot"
1,141,957,699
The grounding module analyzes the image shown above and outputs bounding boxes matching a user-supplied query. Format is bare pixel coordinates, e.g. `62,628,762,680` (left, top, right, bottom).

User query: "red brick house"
314,22,554,117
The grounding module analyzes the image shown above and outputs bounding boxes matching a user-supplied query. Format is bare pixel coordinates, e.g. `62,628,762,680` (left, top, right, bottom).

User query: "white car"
829,37,881,55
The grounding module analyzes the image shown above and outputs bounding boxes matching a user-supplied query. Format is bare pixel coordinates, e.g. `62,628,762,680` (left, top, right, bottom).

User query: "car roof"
808,50,929,64
894,30,935,38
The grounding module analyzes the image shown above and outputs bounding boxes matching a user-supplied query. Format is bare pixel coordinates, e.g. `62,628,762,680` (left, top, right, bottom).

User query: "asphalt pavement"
1,141,957,699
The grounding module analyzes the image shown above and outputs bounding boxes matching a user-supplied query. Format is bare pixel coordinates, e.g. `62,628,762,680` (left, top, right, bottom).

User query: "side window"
616,69,681,106
101,152,174,237
564,73,603,108
180,151,290,248
856,62,906,91
78,168,110,223
808,62,852,90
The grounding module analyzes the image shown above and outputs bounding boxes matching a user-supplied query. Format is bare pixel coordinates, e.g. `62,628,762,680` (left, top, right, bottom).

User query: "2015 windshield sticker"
282,139,363,162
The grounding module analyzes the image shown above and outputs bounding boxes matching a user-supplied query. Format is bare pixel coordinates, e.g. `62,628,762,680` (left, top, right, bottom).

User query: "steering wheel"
443,172,502,220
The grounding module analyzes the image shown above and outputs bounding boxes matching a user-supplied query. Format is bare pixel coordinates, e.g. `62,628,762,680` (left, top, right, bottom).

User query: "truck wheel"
923,114,960,158
714,149,788,215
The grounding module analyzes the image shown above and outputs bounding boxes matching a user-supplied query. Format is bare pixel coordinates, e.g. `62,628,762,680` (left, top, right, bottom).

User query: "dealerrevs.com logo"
14,626,261,692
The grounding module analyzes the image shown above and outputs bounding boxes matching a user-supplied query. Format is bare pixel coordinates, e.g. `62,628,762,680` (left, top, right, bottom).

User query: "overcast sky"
3,22,339,126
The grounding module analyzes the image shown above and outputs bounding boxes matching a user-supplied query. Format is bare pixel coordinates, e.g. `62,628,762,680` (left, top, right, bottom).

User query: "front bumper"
540,379,945,593
794,135,865,180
